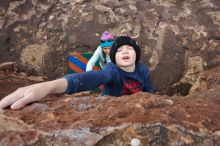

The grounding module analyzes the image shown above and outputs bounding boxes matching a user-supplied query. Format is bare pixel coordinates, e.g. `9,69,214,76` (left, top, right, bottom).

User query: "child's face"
115,45,136,68
103,47,111,55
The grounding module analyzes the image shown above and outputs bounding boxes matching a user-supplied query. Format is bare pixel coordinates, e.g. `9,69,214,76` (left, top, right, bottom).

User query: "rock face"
0,66,220,145
0,1,220,144
0,0,220,94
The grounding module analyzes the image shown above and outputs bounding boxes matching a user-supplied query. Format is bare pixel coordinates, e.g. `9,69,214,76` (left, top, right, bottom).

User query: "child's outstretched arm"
0,63,114,109
0,78,68,109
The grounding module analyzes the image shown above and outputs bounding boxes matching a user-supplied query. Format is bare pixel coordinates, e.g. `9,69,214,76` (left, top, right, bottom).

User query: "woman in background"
86,31,114,71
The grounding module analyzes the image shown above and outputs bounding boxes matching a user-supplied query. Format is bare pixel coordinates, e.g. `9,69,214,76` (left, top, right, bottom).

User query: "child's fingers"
10,94,35,109
0,91,23,109
0,100,10,109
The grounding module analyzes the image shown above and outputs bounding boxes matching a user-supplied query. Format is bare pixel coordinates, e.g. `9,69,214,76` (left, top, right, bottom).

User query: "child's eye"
128,47,134,50
117,49,122,52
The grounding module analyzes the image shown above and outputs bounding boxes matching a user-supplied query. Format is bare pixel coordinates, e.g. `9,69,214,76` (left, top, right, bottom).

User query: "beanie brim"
100,41,114,48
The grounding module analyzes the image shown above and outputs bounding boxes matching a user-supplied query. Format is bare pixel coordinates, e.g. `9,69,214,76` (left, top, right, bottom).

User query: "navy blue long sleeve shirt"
64,62,153,96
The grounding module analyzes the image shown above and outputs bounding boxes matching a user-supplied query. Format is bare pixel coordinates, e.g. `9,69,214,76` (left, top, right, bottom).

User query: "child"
86,31,114,71
0,36,153,109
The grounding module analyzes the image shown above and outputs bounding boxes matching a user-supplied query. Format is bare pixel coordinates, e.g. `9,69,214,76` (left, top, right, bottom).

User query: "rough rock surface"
0,66,220,145
0,0,220,94
0,0,220,144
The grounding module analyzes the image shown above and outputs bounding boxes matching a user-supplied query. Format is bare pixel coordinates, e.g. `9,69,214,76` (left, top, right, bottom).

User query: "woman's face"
103,47,111,55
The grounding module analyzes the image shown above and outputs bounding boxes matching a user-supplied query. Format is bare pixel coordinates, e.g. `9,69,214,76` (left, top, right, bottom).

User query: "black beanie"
110,36,141,64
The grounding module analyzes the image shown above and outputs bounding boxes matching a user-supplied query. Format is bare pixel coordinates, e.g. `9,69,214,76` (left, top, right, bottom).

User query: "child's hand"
0,82,51,109
0,78,68,109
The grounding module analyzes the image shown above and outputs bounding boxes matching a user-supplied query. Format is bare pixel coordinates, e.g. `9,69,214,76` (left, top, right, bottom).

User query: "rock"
0,73,219,145
0,0,219,95
0,62,15,71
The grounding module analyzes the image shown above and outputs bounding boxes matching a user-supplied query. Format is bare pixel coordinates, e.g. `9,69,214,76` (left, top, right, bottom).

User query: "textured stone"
0,72,219,145
0,0,219,145
0,0,220,94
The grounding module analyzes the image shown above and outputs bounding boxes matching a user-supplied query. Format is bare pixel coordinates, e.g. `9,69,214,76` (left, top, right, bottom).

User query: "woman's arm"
0,78,68,109
86,46,102,71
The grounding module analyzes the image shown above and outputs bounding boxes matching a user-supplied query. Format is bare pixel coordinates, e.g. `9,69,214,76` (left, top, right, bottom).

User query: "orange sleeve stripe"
68,62,84,73
71,53,101,71
72,53,89,64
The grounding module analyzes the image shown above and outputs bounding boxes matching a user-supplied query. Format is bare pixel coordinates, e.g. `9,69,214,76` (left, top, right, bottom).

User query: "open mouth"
122,56,130,60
